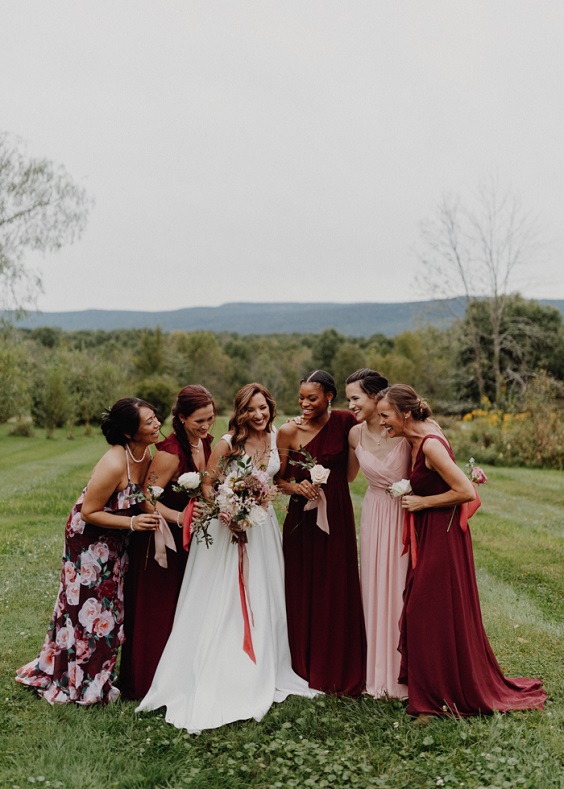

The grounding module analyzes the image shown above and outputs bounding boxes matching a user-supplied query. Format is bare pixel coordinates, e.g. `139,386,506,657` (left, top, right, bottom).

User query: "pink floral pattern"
15,483,141,704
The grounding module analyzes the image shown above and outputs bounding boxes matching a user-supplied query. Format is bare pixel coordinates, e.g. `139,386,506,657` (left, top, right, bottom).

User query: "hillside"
5,298,564,337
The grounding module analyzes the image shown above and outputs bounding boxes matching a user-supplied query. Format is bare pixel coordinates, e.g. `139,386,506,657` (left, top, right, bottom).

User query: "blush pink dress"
355,426,410,699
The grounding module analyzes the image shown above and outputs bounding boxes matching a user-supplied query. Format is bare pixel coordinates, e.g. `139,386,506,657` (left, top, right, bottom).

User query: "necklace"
189,439,201,451
365,424,386,447
126,443,149,463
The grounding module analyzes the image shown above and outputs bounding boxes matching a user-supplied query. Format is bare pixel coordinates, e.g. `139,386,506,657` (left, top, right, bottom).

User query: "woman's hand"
191,500,206,519
131,513,160,531
400,495,427,513
294,480,320,501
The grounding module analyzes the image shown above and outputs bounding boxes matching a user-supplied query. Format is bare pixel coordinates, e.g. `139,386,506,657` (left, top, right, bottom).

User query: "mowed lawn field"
0,420,562,788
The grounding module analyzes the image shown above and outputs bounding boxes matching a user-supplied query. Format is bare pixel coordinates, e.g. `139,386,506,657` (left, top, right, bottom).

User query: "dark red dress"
283,410,366,696
119,433,212,699
401,435,547,716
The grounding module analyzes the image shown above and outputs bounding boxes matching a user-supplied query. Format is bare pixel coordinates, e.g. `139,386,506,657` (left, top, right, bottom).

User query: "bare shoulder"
348,422,361,448
277,421,299,440
92,445,126,477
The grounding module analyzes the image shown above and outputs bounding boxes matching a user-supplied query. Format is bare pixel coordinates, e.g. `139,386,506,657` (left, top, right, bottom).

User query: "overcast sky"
2,1,564,313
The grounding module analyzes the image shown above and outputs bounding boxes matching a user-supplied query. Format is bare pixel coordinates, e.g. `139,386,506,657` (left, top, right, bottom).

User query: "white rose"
148,485,164,500
177,472,201,490
310,465,330,485
248,506,267,527
388,479,412,497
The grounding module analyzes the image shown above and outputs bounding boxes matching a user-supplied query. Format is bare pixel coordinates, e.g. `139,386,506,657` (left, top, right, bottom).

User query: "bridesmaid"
277,370,366,696
16,399,160,704
119,385,215,700
345,369,410,700
376,384,547,718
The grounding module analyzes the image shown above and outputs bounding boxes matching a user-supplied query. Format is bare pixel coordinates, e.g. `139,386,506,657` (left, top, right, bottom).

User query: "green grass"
0,422,562,788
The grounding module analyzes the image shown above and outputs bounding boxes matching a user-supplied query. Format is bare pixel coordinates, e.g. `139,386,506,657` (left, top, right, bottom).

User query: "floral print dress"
16,474,142,705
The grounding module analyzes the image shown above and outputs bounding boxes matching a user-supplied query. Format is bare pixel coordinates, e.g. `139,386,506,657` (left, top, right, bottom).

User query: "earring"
328,400,332,413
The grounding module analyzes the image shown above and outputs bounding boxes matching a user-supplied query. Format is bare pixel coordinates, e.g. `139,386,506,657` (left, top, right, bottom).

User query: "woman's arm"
401,439,476,513
143,450,183,524
201,438,232,501
275,423,318,501
347,424,360,482
81,449,158,531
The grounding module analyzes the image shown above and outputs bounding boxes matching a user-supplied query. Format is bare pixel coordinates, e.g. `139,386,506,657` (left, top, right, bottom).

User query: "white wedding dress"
136,429,318,733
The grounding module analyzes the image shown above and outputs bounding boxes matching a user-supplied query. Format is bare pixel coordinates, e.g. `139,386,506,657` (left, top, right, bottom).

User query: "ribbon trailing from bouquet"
238,540,256,663
153,513,177,568
303,488,330,534
182,498,196,551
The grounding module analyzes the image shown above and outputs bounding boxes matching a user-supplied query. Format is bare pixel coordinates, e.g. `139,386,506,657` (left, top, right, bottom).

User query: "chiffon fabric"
355,427,410,699
136,429,318,733
119,433,213,700
401,434,547,716
16,456,139,704
283,410,366,696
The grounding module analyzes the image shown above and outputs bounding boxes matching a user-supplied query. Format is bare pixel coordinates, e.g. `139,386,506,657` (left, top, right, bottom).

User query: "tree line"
1,293,562,436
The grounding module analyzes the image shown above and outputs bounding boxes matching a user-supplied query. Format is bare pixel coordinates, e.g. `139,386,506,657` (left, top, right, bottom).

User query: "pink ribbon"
153,513,177,569
304,488,330,534
182,498,195,551
237,540,256,663
460,486,482,531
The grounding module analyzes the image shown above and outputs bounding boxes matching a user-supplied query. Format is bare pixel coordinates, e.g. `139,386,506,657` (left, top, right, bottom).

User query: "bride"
136,383,318,732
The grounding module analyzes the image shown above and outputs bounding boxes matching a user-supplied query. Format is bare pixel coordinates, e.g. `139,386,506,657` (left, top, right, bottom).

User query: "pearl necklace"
126,443,149,464
189,439,201,452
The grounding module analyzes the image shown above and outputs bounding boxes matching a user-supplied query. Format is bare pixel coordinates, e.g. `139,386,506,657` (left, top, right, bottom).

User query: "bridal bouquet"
214,457,278,543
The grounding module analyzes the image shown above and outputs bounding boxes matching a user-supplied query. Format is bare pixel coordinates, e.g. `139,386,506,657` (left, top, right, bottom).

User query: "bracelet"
130,515,135,531
176,511,182,526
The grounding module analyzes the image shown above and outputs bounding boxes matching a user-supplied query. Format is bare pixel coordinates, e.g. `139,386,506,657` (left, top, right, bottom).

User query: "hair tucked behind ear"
376,384,432,421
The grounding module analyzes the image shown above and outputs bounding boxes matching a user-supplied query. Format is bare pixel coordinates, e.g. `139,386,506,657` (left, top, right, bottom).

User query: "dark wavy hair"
171,385,216,469
300,370,337,400
101,398,157,446
227,383,277,458
376,384,432,421
345,368,389,397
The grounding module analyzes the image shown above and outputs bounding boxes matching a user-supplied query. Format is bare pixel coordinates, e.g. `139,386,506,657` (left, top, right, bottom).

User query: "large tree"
0,132,92,314
417,178,539,405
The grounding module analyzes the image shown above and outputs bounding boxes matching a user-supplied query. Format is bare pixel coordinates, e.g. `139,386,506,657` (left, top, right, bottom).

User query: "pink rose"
38,642,61,675
55,620,75,651
78,597,102,632
93,610,115,637
64,561,77,584
75,638,91,661
88,542,110,563
66,580,81,606
79,554,101,586
68,511,86,536
68,661,84,688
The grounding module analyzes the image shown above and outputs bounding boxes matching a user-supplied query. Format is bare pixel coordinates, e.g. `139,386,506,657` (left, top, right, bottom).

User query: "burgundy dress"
283,410,366,696
119,433,212,700
401,435,547,716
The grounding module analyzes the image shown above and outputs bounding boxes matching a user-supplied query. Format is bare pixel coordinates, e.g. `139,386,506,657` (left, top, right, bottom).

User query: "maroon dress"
401,435,547,716
119,433,212,699
283,410,366,696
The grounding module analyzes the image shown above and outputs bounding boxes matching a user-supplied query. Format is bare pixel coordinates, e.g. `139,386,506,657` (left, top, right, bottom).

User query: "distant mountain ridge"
5,299,564,338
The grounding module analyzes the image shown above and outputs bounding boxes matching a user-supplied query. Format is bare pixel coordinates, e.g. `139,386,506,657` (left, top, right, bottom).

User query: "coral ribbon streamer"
238,541,256,663
153,514,177,569
304,488,330,534
402,486,482,570
182,498,195,551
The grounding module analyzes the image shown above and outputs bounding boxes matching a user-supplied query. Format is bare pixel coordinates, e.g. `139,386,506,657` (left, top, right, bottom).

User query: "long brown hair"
227,383,277,458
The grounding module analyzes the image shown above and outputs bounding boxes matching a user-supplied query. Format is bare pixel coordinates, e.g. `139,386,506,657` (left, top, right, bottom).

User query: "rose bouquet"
465,457,488,485
213,457,278,544
386,478,412,498
173,471,213,549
